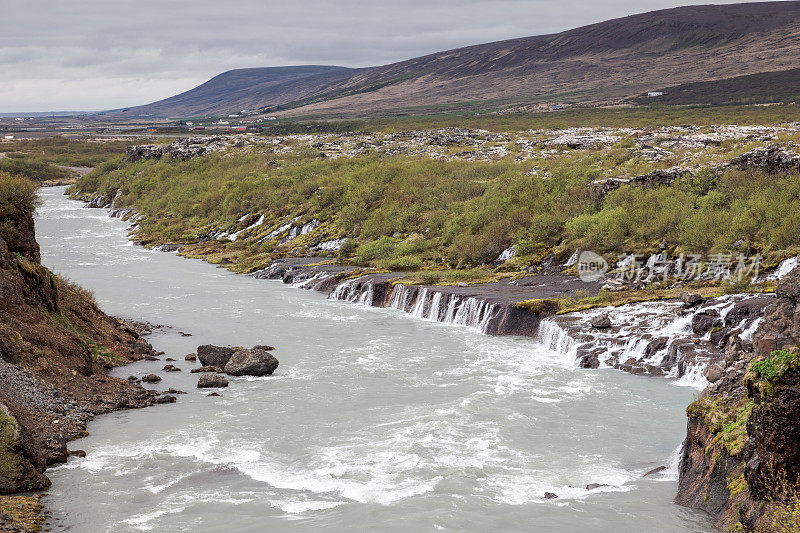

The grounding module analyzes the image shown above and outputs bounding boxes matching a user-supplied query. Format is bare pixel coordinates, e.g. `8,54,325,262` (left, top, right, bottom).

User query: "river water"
35,187,712,532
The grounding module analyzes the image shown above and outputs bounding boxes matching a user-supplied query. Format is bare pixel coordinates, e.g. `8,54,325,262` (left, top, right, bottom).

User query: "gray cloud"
0,0,770,112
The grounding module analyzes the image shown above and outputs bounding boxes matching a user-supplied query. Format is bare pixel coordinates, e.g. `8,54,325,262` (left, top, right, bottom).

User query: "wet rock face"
196,345,236,368
754,268,800,356
746,367,800,501
224,349,279,377
692,309,722,335
677,267,800,529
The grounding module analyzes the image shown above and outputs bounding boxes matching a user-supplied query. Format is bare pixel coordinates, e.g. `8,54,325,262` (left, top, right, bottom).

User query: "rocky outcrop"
127,137,247,162
196,345,236,368
0,402,48,493
0,187,169,518
223,348,279,377
589,167,691,201
727,144,800,175
589,144,800,204
677,268,800,531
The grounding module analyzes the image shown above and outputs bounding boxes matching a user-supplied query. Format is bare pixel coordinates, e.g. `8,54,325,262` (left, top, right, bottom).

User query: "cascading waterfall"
534,295,768,385
330,278,375,305
291,272,329,290
330,280,499,333
537,319,579,360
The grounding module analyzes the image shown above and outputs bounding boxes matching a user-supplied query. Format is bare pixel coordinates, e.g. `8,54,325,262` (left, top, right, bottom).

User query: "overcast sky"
0,0,769,112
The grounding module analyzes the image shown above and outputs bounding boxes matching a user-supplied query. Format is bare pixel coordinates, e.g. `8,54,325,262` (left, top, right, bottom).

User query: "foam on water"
36,188,713,533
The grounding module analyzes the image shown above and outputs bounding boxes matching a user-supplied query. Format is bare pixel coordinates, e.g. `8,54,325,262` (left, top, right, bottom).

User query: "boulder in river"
224,348,279,377
163,364,181,372
197,374,229,388
140,374,162,383
586,483,610,491
197,345,236,368
543,492,558,500
644,466,667,477
590,313,612,329
680,292,703,307
691,309,721,335
185,353,197,361
190,366,223,374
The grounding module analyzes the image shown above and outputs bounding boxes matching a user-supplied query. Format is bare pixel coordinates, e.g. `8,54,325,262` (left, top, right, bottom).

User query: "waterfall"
348,282,499,334
411,288,429,318
291,272,328,290
538,319,579,360
330,278,374,305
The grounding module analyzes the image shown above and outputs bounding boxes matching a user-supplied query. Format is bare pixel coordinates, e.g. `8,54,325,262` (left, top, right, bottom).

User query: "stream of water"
35,187,712,532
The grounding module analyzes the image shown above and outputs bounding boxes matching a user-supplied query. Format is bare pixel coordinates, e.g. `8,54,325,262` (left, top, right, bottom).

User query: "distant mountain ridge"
111,1,800,118
108,65,360,118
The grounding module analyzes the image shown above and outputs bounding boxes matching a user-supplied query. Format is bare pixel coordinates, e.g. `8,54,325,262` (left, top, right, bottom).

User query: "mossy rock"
0,403,48,494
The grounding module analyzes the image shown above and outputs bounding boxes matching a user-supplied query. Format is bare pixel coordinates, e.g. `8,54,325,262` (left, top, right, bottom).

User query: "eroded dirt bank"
0,189,174,531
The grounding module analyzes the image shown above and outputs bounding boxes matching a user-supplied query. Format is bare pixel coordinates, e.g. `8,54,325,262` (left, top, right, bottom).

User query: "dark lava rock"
127,375,140,383
586,483,610,491
644,337,668,358
644,466,667,477
144,355,159,361
163,364,181,372
724,297,773,328
190,366,223,374
180,331,192,337
207,392,222,397
224,348,279,377
253,345,276,351
165,357,175,361
197,374,229,388
543,492,558,500
691,310,721,335
165,388,186,395
152,395,177,404
197,345,236,368
141,374,162,383
680,292,703,307
590,313,612,329
68,450,87,458
185,353,197,361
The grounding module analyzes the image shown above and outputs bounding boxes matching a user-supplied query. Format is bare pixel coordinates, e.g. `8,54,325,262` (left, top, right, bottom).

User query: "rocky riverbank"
0,187,176,531
676,268,800,531
251,258,777,385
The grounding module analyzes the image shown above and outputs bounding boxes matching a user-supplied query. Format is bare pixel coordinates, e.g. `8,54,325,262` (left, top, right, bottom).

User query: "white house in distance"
647,91,665,97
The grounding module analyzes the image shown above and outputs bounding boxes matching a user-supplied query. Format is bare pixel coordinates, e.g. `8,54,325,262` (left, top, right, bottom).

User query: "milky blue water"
36,187,712,532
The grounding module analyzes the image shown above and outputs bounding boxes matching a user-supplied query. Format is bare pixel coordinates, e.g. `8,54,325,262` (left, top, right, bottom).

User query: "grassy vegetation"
686,396,754,455
293,103,800,133
68,142,800,278
0,157,71,182
0,495,45,533
0,173,38,254
745,349,800,399
0,136,130,167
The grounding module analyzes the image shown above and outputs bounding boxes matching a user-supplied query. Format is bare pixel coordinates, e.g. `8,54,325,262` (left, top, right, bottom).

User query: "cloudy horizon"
0,0,777,113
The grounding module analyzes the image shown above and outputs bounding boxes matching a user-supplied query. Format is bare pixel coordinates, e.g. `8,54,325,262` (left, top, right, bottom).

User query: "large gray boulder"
197,374,229,388
224,348,279,377
197,345,235,368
